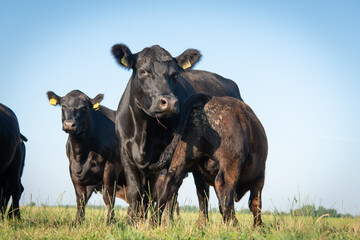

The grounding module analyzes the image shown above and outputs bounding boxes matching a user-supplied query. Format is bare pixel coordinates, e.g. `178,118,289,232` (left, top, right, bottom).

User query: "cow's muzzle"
157,95,179,114
63,120,77,132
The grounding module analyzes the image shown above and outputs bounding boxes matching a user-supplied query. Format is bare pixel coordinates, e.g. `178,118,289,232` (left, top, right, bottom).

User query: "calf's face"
47,90,104,135
111,44,201,118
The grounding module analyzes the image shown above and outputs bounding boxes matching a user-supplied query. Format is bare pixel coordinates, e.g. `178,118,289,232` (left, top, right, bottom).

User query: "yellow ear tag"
93,102,100,111
49,98,57,106
182,60,191,70
121,56,128,67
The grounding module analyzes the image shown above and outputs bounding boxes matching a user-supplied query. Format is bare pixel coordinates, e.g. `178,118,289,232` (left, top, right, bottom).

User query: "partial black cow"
47,90,126,224
111,44,242,221
0,103,27,219
153,95,268,226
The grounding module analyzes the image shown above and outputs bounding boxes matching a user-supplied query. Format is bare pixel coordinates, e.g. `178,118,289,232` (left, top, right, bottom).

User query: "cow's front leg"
140,176,152,219
74,184,87,224
9,183,24,219
102,163,117,224
122,157,142,223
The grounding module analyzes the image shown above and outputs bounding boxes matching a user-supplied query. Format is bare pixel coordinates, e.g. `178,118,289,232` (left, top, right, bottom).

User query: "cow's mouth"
154,111,175,118
135,98,152,116
135,98,177,118
63,127,85,136
63,129,75,133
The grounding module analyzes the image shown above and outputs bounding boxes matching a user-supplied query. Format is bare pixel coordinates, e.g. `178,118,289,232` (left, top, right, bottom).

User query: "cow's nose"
158,96,179,113
63,120,76,131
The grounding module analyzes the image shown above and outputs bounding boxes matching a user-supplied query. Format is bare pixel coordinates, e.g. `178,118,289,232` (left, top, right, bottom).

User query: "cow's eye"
139,68,146,75
174,73,179,79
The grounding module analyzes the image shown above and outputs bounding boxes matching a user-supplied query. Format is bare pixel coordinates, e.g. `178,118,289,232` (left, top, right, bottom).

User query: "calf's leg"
213,152,242,224
214,170,237,224
193,170,209,223
249,175,264,226
156,141,188,224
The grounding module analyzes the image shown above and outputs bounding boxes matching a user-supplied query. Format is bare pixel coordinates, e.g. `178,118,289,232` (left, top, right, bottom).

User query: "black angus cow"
111,44,242,221
47,90,126,224
152,95,268,226
48,90,181,223
0,103,27,219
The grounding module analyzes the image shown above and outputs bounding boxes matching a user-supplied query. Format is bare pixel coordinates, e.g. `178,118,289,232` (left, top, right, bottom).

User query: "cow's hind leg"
9,183,23,219
249,175,264,227
0,185,10,219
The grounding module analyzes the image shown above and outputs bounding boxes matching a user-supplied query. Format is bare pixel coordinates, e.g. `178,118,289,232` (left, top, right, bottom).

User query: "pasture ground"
0,206,359,239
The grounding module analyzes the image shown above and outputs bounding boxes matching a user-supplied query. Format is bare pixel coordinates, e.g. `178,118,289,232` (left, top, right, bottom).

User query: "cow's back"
0,104,21,176
182,70,242,101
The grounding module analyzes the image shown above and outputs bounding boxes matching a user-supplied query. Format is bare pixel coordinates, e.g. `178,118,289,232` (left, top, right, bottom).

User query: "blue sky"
1,1,359,215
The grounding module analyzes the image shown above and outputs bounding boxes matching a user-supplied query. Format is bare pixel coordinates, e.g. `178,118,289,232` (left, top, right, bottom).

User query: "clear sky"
1,1,359,215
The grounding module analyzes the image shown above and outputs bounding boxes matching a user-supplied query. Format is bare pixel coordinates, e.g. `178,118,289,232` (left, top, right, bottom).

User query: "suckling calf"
153,95,268,226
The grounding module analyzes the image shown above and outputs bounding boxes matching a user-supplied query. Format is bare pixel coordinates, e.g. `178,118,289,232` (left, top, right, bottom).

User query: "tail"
149,94,211,171
20,134,28,142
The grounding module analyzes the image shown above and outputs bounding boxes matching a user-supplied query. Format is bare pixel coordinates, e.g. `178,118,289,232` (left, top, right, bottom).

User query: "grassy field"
0,206,359,239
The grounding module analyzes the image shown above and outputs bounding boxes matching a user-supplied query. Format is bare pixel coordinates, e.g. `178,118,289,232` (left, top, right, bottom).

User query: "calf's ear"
176,49,202,70
91,94,104,111
111,44,134,69
47,91,61,106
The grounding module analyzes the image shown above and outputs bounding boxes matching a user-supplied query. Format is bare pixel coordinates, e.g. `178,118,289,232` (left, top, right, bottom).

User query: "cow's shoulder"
98,106,116,123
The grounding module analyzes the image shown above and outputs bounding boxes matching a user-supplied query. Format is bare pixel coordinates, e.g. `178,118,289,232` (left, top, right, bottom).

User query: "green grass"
0,206,359,239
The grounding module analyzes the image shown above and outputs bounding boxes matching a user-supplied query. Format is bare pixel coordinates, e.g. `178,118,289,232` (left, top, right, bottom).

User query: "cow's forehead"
136,57,177,70
61,90,89,107
138,45,173,62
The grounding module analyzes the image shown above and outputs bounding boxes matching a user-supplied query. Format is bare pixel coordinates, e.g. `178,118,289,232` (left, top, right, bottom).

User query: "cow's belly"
71,152,105,186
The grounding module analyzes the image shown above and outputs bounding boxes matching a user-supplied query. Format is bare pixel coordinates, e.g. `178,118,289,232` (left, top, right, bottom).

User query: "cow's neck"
129,102,163,170
68,127,92,162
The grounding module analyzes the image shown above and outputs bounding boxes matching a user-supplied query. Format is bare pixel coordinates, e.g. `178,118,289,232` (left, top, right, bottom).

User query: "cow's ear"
111,44,134,69
90,94,104,111
47,91,61,106
176,49,202,70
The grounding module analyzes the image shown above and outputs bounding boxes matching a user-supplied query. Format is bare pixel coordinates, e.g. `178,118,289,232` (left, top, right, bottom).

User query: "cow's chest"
70,151,105,185
124,124,168,168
